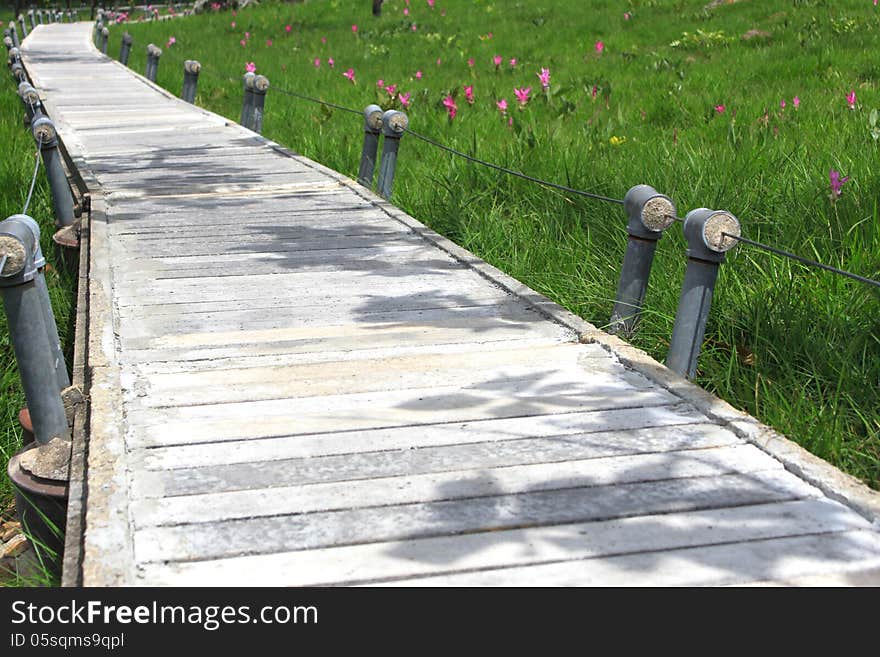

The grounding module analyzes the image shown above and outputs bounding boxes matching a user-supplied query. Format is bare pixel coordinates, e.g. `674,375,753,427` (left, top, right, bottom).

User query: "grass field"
103,0,880,489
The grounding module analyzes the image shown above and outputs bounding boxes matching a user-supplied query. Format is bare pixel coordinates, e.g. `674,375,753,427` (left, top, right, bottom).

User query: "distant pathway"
21,23,880,586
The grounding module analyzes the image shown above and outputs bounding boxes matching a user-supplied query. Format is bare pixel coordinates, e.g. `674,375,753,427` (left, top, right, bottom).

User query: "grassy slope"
107,0,875,488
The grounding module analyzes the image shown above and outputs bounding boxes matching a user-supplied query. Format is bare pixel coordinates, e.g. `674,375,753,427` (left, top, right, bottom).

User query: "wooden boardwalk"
20,23,880,586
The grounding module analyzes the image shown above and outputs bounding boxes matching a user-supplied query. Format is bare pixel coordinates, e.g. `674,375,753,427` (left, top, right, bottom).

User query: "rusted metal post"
358,104,383,188
376,110,408,200
666,208,741,379
609,185,676,336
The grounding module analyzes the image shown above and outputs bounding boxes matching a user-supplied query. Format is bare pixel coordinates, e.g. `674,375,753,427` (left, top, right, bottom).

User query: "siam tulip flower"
443,95,458,120
428,0,435,6
793,95,800,110
166,36,176,47
377,79,385,89
321,37,327,44
714,104,725,114
509,58,517,67
399,92,412,108
595,40,605,54
344,68,356,83
829,169,849,199
245,32,251,40
780,98,786,110
467,58,475,67
386,84,398,97
285,24,292,34
314,58,321,67
846,90,856,109
493,55,503,68
231,21,236,28
404,8,409,16
464,85,475,104
436,58,442,65
266,39,273,47
415,70,423,79
514,86,532,107
624,12,631,20
537,67,550,90
412,24,418,32
328,58,335,68
240,39,246,47
496,99,508,113
245,62,256,73
352,24,358,34
591,85,598,99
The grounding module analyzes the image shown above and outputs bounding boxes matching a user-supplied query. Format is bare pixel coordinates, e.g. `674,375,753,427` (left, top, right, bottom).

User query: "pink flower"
231,21,236,28
509,58,517,67
344,68,356,83
351,24,358,34
399,92,412,108
245,32,251,40
166,36,176,47
436,58,442,66
595,40,605,54
514,86,531,107
404,8,409,16
496,99,508,113
240,39,246,47
266,39,273,47
427,0,435,6
793,95,800,110
714,104,725,114
780,98,786,110
443,95,458,119
321,37,327,44
591,85,598,99
285,24,292,34
829,169,849,199
467,58,475,67
493,55,503,67
245,62,256,73
624,12,631,20
328,58,335,68
464,85,475,104
386,84,398,97
415,70,423,79
846,90,856,109
537,67,550,90
313,58,321,67
377,79,385,89
411,24,417,32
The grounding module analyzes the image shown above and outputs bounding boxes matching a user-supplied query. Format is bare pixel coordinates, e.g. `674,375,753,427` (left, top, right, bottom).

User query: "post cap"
382,110,409,137
3,36,12,48
682,208,741,261
101,27,109,37
31,115,56,143
243,71,256,87
122,32,133,45
623,185,676,239
184,59,201,74
254,74,270,92
0,214,41,283
364,104,383,132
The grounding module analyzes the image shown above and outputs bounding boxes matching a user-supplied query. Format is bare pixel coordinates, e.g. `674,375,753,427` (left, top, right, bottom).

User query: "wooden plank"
129,444,783,526
136,499,870,586
381,530,880,587
132,469,819,563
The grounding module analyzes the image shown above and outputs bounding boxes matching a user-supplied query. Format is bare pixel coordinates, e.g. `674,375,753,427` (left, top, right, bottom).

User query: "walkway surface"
20,23,880,586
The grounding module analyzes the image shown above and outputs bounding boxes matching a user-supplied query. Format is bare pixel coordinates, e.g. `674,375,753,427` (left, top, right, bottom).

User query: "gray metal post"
10,21,20,48
18,15,28,39
666,208,741,379
251,75,270,134
93,20,102,44
145,44,161,82
19,82,42,124
182,59,200,103
100,27,109,55
37,11,43,26
28,11,35,31
358,104,383,188
32,117,76,228
3,35,12,54
10,59,25,83
609,185,676,336
240,71,255,128
376,110,408,200
119,32,132,65
0,215,70,444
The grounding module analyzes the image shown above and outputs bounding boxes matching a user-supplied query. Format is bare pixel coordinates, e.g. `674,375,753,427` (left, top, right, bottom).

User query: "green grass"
110,0,880,489
0,63,76,587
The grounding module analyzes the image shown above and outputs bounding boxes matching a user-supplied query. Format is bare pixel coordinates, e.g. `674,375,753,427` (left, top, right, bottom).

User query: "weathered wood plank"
136,499,870,586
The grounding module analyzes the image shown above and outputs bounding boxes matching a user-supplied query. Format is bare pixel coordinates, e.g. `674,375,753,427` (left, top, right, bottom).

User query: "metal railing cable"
22,135,43,214
271,85,363,116
723,232,880,289
402,126,626,206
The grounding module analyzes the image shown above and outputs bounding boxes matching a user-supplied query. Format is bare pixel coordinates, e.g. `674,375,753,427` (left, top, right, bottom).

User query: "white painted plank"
136,499,870,586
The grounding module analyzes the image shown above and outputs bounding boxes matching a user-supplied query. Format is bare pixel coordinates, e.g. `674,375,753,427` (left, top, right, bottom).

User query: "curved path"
20,22,880,586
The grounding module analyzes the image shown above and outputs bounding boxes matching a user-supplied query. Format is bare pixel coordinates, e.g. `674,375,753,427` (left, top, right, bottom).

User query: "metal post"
119,32,132,66
100,27,109,55
3,35,11,54
18,15,28,39
10,58,25,83
609,185,676,336
28,11,35,31
18,82,42,125
93,20,102,44
358,104,383,188
145,44,162,82
376,110,408,200
37,11,44,26
32,117,76,229
666,208,741,379
182,59,200,103
0,215,70,444
240,71,255,128
10,21,20,48
251,74,270,134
